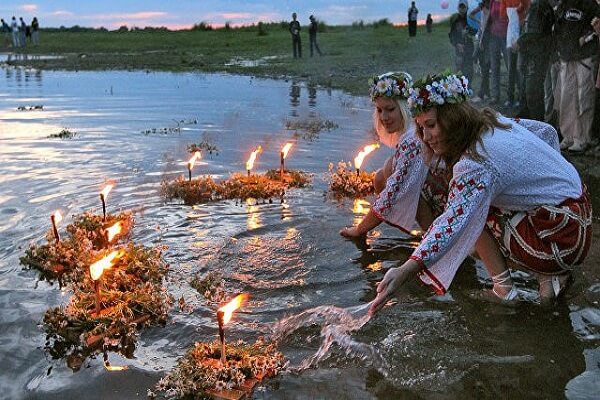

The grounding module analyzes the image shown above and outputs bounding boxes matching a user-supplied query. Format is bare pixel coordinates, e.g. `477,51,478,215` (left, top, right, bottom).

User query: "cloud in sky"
20,4,38,12
51,10,74,17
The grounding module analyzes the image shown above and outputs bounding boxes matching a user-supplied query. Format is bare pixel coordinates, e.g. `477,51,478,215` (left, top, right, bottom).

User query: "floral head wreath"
407,72,472,116
368,71,413,101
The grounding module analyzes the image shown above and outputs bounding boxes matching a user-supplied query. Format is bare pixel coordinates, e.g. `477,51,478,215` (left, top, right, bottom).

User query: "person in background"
449,0,476,82
10,16,18,48
503,0,531,109
1,19,10,49
516,0,555,121
408,1,419,37
31,17,39,46
289,13,302,59
426,13,434,33
19,17,26,48
369,71,591,314
308,15,322,56
487,0,509,105
470,0,492,102
592,16,600,146
553,0,600,152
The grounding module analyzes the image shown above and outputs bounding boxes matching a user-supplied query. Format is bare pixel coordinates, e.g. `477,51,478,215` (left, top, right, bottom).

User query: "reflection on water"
0,68,598,400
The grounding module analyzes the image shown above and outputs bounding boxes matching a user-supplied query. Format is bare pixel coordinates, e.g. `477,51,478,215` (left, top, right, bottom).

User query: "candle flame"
89,250,124,281
188,151,202,169
53,210,63,224
100,184,114,200
218,293,248,325
246,146,262,171
106,221,123,242
281,143,293,159
354,143,380,170
104,362,128,371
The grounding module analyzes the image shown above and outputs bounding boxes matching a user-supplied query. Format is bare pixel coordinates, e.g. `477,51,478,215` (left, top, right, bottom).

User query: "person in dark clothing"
308,15,322,56
449,0,476,81
408,2,419,37
553,0,600,151
516,0,555,120
31,17,39,45
426,14,433,33
289,13,302,58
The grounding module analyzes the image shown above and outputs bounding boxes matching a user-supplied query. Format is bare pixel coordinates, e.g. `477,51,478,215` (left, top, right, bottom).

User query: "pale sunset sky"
0,1,460,29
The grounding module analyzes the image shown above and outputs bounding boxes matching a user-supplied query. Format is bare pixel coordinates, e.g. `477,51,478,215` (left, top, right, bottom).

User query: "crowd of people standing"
447,0,600,153
1,16,39,48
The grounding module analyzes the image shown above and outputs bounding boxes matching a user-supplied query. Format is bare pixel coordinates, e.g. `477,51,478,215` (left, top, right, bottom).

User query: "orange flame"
246,146,262,171
106,221,123,242
89,250,124,281
281,143,293,159
354,143,380,169
188,151,202,169
218,293,248,325
104,362,128,371
100,184,114,200
53,210,63,224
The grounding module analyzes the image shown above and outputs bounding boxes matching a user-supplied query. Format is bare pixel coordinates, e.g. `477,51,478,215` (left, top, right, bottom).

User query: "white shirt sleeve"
410,159,496,293
371,135,429,233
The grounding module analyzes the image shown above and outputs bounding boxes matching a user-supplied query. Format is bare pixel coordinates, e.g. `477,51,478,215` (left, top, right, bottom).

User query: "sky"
0,1,460,30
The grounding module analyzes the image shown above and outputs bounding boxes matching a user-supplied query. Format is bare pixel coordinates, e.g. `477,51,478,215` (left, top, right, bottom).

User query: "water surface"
1,66,599,400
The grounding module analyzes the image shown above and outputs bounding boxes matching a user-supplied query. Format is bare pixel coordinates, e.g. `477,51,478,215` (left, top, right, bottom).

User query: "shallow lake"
1,66,599,399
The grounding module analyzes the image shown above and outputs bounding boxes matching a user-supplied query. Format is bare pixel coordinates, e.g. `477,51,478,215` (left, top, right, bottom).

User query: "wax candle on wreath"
217,293,249,364
354,143,380,175
246,146,262,177
89,250,124,316
187,151,202,182
280,142,293,180
50,210,63,242
100,184,114,222
105,221,123,243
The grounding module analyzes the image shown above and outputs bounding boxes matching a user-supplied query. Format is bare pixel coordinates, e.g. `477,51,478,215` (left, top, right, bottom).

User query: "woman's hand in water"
369,260,420,315
339,226,364,238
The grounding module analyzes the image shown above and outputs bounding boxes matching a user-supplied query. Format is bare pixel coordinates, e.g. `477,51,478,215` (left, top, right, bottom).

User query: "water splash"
272,303,388,373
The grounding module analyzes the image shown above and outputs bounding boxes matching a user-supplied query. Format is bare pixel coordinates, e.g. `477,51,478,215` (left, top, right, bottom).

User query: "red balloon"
441,1,449,9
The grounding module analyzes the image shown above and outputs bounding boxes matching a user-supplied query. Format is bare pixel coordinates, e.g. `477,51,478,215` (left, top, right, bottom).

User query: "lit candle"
354,143,380,175
50,210,63,242
89,250,124,316
187,151,202,182
280,142,293,180
246,146,262,177
217,293,248,364
105,221,123,243
100,184,114,222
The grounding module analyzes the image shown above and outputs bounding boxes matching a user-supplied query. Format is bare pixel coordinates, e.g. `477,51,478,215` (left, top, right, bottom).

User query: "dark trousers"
507,49,524,103
521,52,550,120
489,34,509,100
408,21,417,37
309,34,322,56
292,35,301,58
455,42,474,82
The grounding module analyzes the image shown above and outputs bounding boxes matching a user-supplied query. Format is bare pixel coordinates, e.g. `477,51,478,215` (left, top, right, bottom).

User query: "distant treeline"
40,18,420,34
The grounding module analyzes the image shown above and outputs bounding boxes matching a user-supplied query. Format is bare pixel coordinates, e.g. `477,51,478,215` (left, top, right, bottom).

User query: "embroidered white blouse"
411,119,581,294
371,117,560,234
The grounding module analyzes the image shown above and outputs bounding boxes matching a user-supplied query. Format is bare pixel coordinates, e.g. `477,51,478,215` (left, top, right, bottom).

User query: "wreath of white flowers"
368,71,413,101
407,72,472,116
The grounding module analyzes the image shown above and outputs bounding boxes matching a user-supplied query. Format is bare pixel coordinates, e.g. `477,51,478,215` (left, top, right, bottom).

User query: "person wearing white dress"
370,72,592,315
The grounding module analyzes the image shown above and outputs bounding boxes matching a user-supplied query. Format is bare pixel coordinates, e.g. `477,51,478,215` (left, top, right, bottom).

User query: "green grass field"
4,22,455,95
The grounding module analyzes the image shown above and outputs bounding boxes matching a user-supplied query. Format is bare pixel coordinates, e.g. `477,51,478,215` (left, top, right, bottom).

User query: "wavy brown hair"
417,102,510,171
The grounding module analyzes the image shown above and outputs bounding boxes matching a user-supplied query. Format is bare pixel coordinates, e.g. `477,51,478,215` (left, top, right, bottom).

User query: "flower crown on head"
368,71,413,101
407,72,472,116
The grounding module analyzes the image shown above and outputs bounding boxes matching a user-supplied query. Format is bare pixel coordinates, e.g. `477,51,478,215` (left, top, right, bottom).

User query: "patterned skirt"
486,188,593,274
421,166,449,217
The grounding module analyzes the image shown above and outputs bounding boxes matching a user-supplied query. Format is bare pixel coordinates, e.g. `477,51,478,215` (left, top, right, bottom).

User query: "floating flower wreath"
407,72,472,116
368,71,413,101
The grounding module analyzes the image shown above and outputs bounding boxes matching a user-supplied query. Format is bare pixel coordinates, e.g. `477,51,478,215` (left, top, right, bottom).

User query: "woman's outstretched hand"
369,260,420,315
339,226,363,238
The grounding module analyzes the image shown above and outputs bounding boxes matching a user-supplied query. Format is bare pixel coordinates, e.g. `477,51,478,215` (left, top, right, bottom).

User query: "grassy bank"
3,22,455,95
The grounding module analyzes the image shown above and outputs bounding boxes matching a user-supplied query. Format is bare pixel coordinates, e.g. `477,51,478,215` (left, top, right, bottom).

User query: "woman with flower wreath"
340,72,450,239
369,72,592,315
